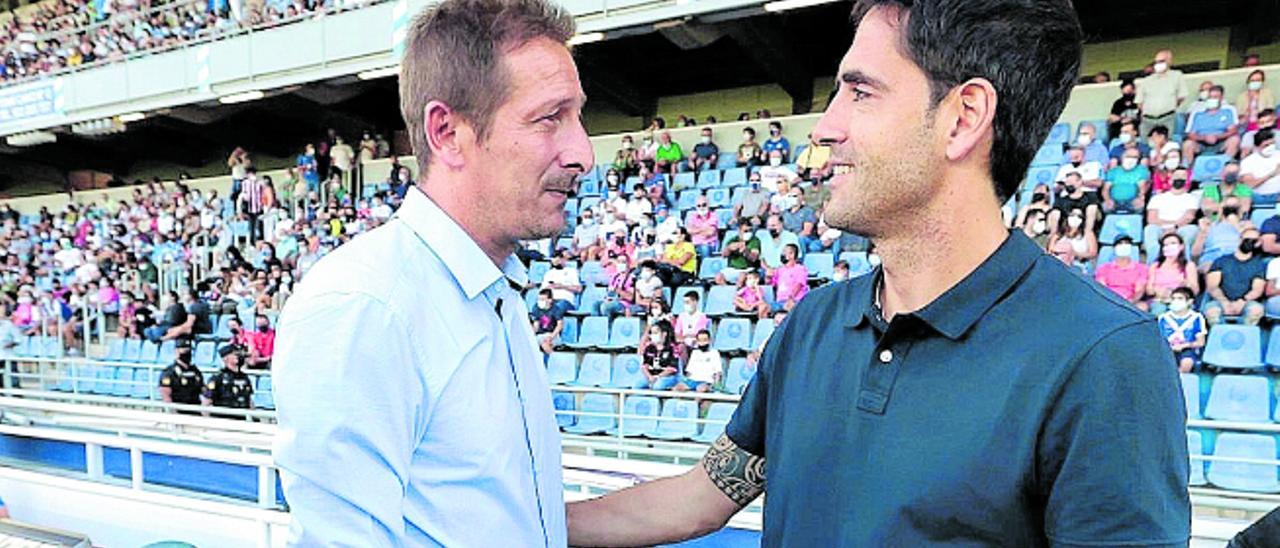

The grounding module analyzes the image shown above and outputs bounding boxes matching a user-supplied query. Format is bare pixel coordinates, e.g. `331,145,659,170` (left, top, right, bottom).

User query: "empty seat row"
547,352,758,395
45,362,276,409
1188,430,1280,493
556,317,775,355
1200,324,1280,371
1183,373,1280,423
553,392,737,443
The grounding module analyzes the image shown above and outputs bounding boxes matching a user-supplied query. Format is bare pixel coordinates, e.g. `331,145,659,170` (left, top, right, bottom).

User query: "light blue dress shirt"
272,187,566,547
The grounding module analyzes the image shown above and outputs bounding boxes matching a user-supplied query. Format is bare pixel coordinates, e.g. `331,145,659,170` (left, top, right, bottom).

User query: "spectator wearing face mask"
716,218,763,285
612,136,640,178
1136,49,1189,137
781,187,820,252
1108,80,1141,141
1055,146,1104,193
761,121,791,163
1146,125,1180,169
1158,287,1207,374
1107,121,1150,169
1193,203,1248,272
770,244,809,312
1235,70,1274,132
1147,233,1200,315
1204,227,1266,325
830,260,852,283
757,214,800,270
1094,236,1148,311
758,150,800,193
1047,207,1097,273
654,131,685,179
598,258,643,318
734,270,772,320
1020,209,1051,249
1241,109,1276,157
1183,85,1241,167
540,249,582,316
1150,148,1183,195
676,330,721,394
1102,148,1149,214
529,289,564,355
623,184,654,226
1143,168,1201,258
1200,163,1252,221
1241,128,1280,206
1048,172,1100,237
635,320,681,391
573,209,602,261
687,197,720,258
246,313,275,369
1061,123,1109,168
733,174,771,222
690,128,720,173
674,292,710,348
662,227,698,276
737,128,763,168
1187,80,1217,115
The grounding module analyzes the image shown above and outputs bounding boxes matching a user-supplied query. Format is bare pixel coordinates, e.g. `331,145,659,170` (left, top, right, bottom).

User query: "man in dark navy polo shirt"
566,1,1190,546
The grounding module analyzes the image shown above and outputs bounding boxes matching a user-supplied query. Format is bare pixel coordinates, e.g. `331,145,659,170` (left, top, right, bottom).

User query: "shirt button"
878,349,893,363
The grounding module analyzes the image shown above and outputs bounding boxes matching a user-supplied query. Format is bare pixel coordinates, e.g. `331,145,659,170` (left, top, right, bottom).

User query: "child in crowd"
677,329,722,393
734,270,771,319
636,320,680,391
528,289,563,356
1157,287,1207,373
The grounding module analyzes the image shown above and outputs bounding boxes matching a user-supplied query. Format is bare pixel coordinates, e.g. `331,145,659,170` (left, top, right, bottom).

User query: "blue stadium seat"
607,354,645,389
1207,433,1280,493
529,261,552,285
672,286,706,314
693,402,738,444
722,168,748,188
254,376,274,409
131,368,152,399
698,257,727,280
193,342,218,368
1098,214,1143,244
578,196,601,214
624,176,641,189
751,321,775,351
39,336,61,358
713,318,753,353
552,391,576,428
547,352,578,385
579,178,601,197
1203,325,1263,370
556,237,574,253
1025,165,1059,189
723,358,756,395
564,198,578,215
674,172,697,190
676,191,700,212
13,336,34,358
579,262,608,286
72,364,96,394
566,317,609,350
1188,430,1207,486
706,187,731,210
716,155,739,170
564,394,617,435
574,287,608,316
572,353,612,388
651,399,701,441
804,253,835,281
1181,373,1202,420
838,251,873,278
93,366,115,395
1031,143,1064,167
104,338,126,361
139,340,161,363
1191,154,1229,183
557,317,579,348
122,338,143,362
600,317,642,351
157,340,177,364
1173,112,1188,142
1045,122,1071,146
1266,328,1280,365
1251,208,1275,230
111,367,134,397
610,395,660,437
1204,374,1271,422
715,208,735,228
697,170,722,189
704,286,737,317
524,290,539,312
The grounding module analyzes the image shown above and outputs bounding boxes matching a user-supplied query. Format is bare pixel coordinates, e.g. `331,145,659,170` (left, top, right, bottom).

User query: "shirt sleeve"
1039,321,1190,547
273,292,425,547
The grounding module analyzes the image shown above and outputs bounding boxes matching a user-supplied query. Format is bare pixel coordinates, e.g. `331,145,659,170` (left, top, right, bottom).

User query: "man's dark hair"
768,121,782,131
1120,120,1138,132
743,127,755,137
1149,124,1170,138
1171,287,1195,301
850,0,1083,202
1210,84,1225,95
1256,128,1275,147
784,243,801,257
1259,108,1275,119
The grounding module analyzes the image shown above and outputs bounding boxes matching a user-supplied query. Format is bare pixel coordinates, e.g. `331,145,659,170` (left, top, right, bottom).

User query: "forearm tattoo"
701,434,766,506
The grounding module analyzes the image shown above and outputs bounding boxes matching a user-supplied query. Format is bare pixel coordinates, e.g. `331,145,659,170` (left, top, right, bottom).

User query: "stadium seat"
1203,325,1263,370
579,178,601,197
122,338,143,362
93,366,116,395
723,358,756,395
1266,327,1280,366
716,155,739,170
1181,373,1202,420
566,317,609,350
676,191,700,212
697,170,722,189
157,340,177,364
579,262,609,287
13,336,34,358
839,252,873,278
751,321,776,351
564,198,578,215
72,364,96,394
1187,430,1207,486
564,394,617,435
722,168,747,188
556,237,573,252
610,395,660,437
1031,143,1063,167
713,318,753,353
715,208,735,228
1191,154,1229,183
571,353,612,388
139,340,161,363
607,354,645,389
804,253,835,281
672,286,706,314
1204,374,1271,422
1251,208,1275,230
704,286,737,317
1045,122,1071,146
1207,433,1280,493
557,317,579,348
706,187,732,210
529,261,552,285
599,317,642,351
674,172,697,190
552,391,576,428
650,399,701,441
698,257,727,281
547,352,578,385
193,342,218,367
39,336,61,358
693,402,738,444
578,196,601,214
130,368,153,399
524,290,539,312
110,367,134,397
574,287,608,316
104,338,126,361
254,376,274,409
1025,165,1059,189
1098,214,1143,244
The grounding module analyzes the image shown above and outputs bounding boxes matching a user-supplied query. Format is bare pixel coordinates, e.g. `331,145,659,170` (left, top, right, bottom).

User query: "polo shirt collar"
394,186,527,300
847,231,1041,340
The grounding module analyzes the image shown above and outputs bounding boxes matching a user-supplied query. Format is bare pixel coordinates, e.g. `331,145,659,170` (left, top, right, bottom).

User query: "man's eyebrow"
530,94,587,117
839,69,888,91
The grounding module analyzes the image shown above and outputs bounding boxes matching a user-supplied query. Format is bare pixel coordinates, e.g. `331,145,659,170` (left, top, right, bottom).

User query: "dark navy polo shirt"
725,231,1190,547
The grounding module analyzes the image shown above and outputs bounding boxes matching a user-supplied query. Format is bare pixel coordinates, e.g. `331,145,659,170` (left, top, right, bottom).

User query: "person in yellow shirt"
795,136,831,179
663,227,698,274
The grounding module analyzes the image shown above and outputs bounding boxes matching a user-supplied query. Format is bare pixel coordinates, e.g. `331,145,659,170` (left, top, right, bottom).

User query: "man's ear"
941,78,997,163
424,100,469,170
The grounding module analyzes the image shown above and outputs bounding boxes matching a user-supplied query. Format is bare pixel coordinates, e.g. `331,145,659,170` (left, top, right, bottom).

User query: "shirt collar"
394,186,527,300
847,231,1041,340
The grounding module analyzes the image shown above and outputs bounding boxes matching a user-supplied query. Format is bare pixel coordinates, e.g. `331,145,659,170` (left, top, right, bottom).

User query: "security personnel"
201,344,254,418
158,338,202,413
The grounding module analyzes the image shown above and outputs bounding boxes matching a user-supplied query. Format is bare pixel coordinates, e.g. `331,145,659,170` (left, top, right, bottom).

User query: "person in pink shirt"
97,279,121,314
735,271,771,320
687,196,721,257
1094,235,1150,311
674,292,711,348
771,244,810,312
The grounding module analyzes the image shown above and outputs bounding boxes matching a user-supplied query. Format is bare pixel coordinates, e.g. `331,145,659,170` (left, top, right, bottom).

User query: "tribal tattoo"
701,434,766,506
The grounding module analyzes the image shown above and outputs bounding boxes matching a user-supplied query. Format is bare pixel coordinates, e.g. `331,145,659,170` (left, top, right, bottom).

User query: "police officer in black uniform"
201,344,254,419
158,338,202,414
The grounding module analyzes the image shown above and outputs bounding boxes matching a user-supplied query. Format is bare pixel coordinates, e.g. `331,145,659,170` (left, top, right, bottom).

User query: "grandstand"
0,0,1279,545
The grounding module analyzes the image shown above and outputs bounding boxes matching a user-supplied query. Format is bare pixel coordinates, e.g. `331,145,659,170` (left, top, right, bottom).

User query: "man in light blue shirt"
272,0,594,545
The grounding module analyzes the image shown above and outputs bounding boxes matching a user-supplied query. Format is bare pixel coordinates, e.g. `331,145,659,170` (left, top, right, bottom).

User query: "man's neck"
1236,251,1253,262
421,181,517,268
875,181,1008,320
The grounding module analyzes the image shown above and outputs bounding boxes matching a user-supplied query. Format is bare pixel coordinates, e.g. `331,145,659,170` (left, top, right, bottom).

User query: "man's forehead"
503,38,585,109
839,6,911,88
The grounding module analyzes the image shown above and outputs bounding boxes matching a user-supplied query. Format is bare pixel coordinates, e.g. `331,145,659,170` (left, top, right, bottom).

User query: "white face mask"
1153,61,1169,73
1032,219,1047,234
603,213,615,224
607,174,619,184
623,141,633,149
1122,157,1139,170
742,133,752,141
1114,243,1134,258
1067,216,1084,229
1163,158,1180,171
1198,90,1210,101
1118,133,1133,145
1077,134,1093,147
867,254,882,267
1168,299,1189,313
701,136,712,144
1205,98,1221,110
769,157,783,167
832,270,849,282
1249,81,1264,91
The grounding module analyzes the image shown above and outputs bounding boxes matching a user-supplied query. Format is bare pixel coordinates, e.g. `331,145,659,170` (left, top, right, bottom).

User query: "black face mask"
1172,178,1188,190
177,350,191,362
1032,192,1048,203
1240,239,1259,254
1223,206,1240,218
1123,92,1136,101
769,229,781,237
1224,173,1239,185
647,235,657,245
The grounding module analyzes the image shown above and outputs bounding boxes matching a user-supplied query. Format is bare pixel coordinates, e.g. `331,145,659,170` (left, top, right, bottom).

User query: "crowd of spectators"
0,0,382,83
1010,47,1279,373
